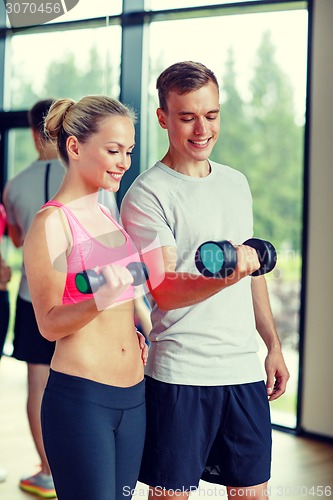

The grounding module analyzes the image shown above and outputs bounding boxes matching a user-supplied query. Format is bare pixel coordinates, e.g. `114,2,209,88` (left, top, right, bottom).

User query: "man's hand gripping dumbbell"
195,238,277,279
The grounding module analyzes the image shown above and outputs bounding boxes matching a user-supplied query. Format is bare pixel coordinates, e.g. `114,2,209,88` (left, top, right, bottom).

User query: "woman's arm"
23,209,133,341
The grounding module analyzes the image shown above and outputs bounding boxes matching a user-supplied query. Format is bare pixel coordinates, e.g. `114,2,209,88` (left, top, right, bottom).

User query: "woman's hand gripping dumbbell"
195,238,277,278
75,261,149,294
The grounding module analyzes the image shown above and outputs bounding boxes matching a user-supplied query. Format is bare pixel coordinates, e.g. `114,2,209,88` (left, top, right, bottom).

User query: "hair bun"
44,98,75,141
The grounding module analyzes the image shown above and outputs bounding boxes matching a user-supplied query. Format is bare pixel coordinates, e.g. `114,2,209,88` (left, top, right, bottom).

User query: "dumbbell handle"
75,262,149,294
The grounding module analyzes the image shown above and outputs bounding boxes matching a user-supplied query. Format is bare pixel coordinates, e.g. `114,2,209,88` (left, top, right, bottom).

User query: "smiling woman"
44,97,136,194
22,95,147,500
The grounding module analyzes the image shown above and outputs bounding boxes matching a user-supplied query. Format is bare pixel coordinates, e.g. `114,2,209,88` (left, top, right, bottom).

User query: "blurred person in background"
0,202,12,483
3,99,65,498
0,202,11,359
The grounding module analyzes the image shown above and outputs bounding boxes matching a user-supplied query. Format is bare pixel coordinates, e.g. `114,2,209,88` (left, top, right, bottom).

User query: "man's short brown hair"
156,61,219,112
28,99,55,141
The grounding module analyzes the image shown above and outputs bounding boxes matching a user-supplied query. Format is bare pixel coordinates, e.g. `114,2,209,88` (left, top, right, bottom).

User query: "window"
7,23,121,110
2,19,122,348
0,0,310,430
46,0,122,21
149,0,259,10
5,0,122,28
147,7,308,428
7,128,36,178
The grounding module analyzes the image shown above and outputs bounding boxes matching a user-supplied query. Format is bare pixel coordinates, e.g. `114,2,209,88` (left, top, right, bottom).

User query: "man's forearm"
149,271,240,310
251,275,281,351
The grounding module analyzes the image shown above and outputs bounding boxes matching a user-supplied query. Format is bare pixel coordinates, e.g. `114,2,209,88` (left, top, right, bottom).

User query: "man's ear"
66,136,79,160
156,108,168,129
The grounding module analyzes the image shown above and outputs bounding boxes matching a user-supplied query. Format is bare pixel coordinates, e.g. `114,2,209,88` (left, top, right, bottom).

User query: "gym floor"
1,355,332,500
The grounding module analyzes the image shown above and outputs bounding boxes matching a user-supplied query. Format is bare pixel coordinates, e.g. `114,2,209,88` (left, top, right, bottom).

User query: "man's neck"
161,155,211,178
36,140,59,161
38,152,59,161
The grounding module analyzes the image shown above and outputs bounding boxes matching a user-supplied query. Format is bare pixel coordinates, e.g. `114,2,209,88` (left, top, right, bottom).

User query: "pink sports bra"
42,201,140,305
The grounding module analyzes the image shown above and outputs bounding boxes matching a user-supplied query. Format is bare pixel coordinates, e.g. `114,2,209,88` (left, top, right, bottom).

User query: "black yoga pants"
41,369,146,500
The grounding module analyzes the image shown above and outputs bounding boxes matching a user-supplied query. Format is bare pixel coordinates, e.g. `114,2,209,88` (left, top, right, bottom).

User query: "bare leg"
227,482,269,499
27,363,51,474
148,486,190,499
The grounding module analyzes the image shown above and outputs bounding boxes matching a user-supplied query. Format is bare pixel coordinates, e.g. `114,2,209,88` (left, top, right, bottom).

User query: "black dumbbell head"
243,238,277,276
195,240,237,278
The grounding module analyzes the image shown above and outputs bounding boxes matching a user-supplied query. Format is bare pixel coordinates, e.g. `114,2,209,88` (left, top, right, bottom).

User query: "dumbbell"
195,238,277,278
75,261,149,294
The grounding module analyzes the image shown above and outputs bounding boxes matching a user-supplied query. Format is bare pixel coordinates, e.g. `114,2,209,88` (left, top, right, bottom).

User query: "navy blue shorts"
12,296,55,364
139,376,272,491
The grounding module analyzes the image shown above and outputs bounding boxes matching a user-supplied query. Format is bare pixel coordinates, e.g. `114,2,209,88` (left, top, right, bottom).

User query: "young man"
3,99,65,498
120,61,290,499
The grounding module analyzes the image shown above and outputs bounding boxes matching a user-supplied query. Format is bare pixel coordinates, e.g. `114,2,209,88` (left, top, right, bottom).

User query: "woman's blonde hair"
44,95,136,165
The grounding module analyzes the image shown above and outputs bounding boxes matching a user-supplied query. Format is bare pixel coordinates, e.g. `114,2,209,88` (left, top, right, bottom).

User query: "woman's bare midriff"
50,301,144,387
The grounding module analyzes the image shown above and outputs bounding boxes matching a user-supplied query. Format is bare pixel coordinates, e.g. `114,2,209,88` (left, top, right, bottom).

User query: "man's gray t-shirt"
121,160,264,386
4,159,65,301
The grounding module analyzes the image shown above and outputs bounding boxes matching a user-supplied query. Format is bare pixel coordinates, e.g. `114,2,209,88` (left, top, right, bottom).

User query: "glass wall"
0,0,309,429
146,8,308,428
2,19,122,348
46,0,122,22
7,23,121,110
4,0,122,27
148,0,260,10
7,128,36,177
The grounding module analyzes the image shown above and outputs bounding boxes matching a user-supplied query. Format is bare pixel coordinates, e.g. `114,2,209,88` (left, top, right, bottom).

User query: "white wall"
301,0,333,437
